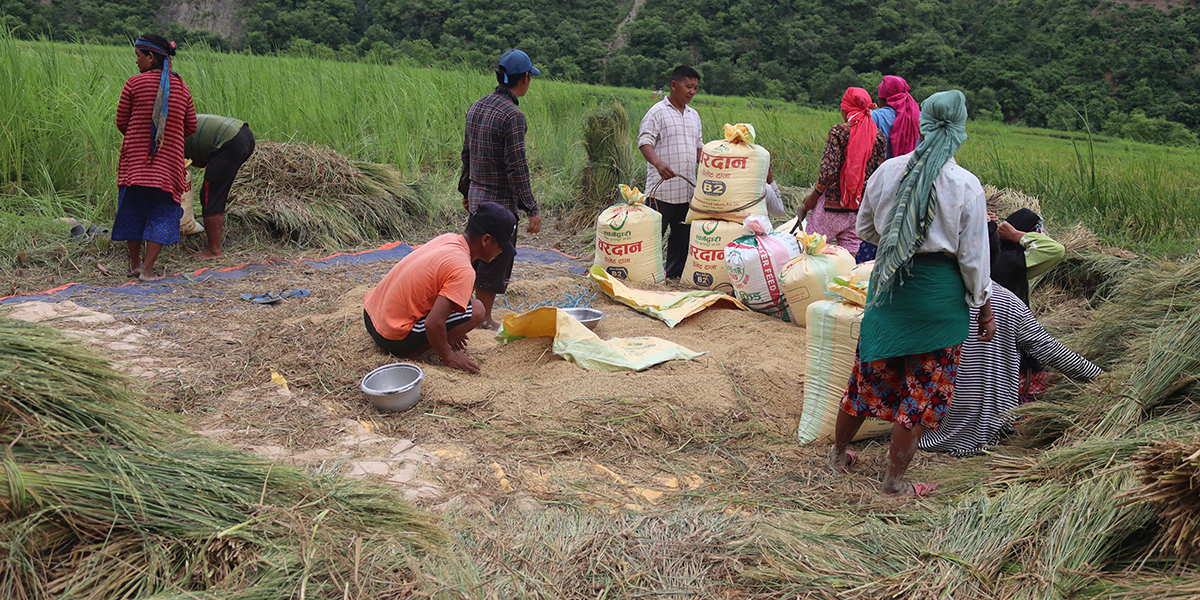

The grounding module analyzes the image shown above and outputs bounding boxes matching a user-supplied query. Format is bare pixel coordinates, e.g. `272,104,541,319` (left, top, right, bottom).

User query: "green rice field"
2,33,1198,260
5,32,1200,600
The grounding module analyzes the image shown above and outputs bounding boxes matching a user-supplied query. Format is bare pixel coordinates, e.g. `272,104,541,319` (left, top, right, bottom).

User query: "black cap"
468,202,518,256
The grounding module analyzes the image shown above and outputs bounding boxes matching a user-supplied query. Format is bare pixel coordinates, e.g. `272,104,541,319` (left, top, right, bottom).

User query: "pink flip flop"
885,481,938,499
831,450,858,474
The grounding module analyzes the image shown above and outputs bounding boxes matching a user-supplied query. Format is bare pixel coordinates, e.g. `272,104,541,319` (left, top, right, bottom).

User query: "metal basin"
562,307,604,330
360,363,424,412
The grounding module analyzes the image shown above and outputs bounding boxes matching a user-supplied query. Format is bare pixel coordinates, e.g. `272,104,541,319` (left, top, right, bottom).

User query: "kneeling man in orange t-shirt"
363,202,517,373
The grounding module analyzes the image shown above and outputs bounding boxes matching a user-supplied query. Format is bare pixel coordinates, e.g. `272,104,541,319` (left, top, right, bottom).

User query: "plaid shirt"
637,98,703,204
458,86,538,216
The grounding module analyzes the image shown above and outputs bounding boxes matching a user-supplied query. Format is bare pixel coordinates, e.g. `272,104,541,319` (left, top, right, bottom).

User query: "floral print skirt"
840,344,963,430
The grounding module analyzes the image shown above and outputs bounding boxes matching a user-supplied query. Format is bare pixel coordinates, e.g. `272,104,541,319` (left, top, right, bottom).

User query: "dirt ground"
2,222,999,519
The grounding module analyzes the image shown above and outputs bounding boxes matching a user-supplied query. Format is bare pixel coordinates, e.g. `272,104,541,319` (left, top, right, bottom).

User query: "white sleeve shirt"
857,155,993,307
637,99,704,204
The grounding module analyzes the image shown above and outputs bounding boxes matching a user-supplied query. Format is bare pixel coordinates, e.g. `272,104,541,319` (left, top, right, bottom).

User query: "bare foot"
138,271,163,282
125,266,142,277
192,249,223,260
881,481,937,499
478,319,500,331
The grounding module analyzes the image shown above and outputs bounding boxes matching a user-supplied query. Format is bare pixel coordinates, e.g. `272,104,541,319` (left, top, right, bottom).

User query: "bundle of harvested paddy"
748,476,1156,600
1119,439,1200,561
985,185,1043,220
228,141,433,248
573,102,638,229
0,317,443,599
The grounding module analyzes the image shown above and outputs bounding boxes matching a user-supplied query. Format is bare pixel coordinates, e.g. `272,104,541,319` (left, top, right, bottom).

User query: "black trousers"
645,198,690,279
198,125,256,217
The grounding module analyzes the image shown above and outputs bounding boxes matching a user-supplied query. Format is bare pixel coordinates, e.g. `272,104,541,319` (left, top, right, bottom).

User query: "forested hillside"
4,0,1199,143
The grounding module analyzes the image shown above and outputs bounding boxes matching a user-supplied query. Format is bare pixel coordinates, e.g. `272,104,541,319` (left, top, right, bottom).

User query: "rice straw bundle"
0,317,444,599
985,185,1044,220
229,141,431,247
574,102,637,228
1119,439,1200,561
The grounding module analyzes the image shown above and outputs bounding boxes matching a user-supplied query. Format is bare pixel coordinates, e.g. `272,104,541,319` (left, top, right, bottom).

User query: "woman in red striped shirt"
113,33,197,282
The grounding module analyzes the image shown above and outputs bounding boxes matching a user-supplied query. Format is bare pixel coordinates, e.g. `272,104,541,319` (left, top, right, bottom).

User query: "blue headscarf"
134,36,177,158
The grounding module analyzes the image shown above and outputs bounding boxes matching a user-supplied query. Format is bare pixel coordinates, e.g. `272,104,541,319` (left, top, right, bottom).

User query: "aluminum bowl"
360,362,424,412
562,307,604,330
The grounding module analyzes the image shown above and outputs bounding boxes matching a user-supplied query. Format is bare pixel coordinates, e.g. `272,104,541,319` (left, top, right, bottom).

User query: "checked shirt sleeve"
503,112,538,216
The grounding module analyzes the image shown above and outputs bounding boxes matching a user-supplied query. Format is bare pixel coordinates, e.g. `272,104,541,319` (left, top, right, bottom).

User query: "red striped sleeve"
116,71,196,204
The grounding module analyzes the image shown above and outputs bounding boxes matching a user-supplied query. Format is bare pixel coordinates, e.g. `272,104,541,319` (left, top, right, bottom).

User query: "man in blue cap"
460,49,543,330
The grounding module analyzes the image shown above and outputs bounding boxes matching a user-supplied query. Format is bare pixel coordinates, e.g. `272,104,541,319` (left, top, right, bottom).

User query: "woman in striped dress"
920,283,1102,456
113,33,197,282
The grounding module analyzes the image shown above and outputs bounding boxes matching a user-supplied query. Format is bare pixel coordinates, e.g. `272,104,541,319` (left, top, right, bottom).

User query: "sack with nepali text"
588,265,749,328
594,184,665,284
724,215,801,321
681,219,743,294
686,123,770,224
780,232,855,326
797,275,893,444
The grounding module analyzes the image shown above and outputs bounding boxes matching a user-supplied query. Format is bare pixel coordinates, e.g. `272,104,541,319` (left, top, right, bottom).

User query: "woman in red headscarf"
798,87,888,258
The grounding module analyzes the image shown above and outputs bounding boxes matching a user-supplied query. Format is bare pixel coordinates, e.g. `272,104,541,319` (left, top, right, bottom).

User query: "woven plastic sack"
681,219,743,294
179,161,205,235
686,123,770,224
724,215,801,321
594,185,665,284
780,233,855,326
797,276,892,444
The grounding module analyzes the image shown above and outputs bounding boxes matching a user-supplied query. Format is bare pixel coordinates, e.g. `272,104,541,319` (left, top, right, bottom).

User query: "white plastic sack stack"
780,233,855,326
724,215,801,321
594,185,666,284
686,123,770,224
797,276,893,445
681,219,743,294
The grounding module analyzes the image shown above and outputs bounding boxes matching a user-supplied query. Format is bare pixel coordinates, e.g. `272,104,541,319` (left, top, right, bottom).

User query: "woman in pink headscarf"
872,75,920,159
798,87,888,258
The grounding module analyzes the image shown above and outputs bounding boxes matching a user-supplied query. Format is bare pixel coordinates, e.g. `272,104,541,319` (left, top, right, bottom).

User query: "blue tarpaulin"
1,242,585,311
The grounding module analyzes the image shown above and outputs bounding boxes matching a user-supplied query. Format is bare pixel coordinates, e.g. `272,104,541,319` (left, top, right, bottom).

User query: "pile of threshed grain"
228,141,431,248
0,316,444,599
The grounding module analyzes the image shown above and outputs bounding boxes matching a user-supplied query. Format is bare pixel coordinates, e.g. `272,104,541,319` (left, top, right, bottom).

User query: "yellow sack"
686,123,770,224
780,233,855,326
851,260,875,282
797,275,891,445
594,185,666,284
496,307,704,372
589,266,748,328
179,161,205,235
681,219,743,293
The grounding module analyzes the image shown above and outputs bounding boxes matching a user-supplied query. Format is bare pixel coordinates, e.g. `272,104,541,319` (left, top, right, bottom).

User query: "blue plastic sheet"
1,242,586,311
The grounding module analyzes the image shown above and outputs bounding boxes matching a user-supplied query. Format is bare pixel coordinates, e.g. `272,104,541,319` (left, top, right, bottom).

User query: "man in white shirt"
638,66,704,279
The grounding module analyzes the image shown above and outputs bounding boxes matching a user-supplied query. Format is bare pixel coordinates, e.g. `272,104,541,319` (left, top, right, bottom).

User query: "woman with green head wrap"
827,90,996,499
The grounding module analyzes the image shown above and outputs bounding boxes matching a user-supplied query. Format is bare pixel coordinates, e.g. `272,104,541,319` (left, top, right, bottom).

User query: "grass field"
2,33,1199,270
6,33,1200,600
